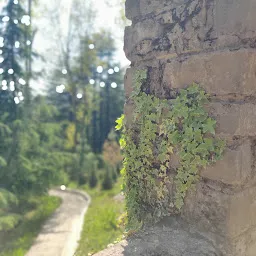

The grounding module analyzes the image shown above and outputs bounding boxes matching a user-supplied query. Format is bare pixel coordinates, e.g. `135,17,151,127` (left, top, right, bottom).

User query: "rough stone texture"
94,241,128,256
210,103,256,137
95,217,221,256
125,0,256,63
113,0,256,255
163,50,256,96
201,139,252,185
183,182,256,238
124,68,134,99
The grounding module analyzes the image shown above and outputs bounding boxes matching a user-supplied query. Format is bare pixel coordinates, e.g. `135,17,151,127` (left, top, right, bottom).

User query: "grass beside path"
0,195,61,256
74,179,125,256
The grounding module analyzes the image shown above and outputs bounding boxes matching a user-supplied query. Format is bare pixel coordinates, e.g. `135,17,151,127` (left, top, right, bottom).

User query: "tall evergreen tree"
48,31,124,154
0,0,29,120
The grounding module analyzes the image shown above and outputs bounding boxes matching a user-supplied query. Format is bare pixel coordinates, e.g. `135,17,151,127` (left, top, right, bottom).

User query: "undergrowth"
75,179,124,256
0,195,61,256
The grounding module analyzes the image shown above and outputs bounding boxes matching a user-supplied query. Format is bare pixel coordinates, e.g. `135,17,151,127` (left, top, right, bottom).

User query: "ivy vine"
116,70,225,227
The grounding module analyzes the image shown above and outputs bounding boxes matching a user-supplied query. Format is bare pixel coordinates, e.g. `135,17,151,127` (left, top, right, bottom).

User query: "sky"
34,0,129,63
0,0,130,92
34,0,130,92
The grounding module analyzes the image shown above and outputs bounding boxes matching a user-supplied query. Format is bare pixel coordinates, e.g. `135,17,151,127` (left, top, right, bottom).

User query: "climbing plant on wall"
116,70,225,227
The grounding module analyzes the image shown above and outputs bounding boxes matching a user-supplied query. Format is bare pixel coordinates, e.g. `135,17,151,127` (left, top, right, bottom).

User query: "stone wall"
123,0,256,255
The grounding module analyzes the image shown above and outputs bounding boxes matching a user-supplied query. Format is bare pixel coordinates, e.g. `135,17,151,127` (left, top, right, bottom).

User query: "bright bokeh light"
26,40,31,46
114,66,120,73
0,57,4,63
100,81,105,87
20,95,24,101
14,19,18,24
2,80,7,86
18,78,26,85
62,69,67,74
111,82,117,88
56,85,65,93
56,87,62,93
0,37,4,48
14,97,19,104
0,50,2,54
89,79,95,85
13,0,18,4
76,93,83,99
18,91,22,97
2,84,7,90
21,15,30,26
108,68,114,75
60,185,66,191
0,68,3,74
97,66,103,73
8,69,14,74
10,83,15,91
15,41,20,48
2,16,10,22
88,44,94,49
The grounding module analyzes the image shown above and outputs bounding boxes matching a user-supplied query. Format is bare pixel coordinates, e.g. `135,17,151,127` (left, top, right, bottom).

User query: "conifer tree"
0,0,29,119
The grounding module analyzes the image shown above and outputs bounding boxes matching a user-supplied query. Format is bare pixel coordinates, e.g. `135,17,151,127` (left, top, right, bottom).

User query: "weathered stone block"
183,182,230,237
201,140,252,185
228,187,256,238
124,19,164,59
125,0,140,20
240,227,256,256
122,0,256,255
124,102,135,127
162,50,256,96
183,182,256,238
95,217,221,256
224,226,256,256
216,0,256,35
124,0,256,62
210,103,256,137
139,0,170,16
124,68,134,99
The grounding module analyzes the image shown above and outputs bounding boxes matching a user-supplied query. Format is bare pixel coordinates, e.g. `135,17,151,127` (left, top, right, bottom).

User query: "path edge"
54,187,91,256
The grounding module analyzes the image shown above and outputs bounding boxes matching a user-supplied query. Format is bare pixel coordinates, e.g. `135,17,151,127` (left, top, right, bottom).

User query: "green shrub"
75,180,124,256
89,169,98,188
112,167,118,182
101,168,113,190
0,195,61,256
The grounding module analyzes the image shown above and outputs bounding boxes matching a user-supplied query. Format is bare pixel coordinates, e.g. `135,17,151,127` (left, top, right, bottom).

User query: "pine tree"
87,31,124,153
101,166,113,190
0,0,29,119
89,169,98,188
48,31,124,154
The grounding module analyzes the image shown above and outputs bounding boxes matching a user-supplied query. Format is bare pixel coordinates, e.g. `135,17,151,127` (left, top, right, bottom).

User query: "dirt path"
26,189,90,256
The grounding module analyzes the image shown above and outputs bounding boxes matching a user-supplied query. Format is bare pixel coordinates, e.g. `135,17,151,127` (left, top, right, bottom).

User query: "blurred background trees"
0,0,125,235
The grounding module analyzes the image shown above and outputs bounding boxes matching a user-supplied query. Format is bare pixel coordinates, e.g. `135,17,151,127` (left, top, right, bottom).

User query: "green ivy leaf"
115,114,124,131
202,118,216,134
116,76,225,225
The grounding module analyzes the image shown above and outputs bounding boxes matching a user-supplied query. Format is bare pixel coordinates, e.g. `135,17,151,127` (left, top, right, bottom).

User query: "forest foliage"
0,0,124,237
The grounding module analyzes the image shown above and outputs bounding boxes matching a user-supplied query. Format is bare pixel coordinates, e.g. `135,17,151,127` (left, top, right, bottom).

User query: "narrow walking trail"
26,189,90,256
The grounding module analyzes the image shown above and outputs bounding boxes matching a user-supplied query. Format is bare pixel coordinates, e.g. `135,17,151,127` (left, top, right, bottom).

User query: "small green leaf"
202,118,216,134
115,114,125,130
